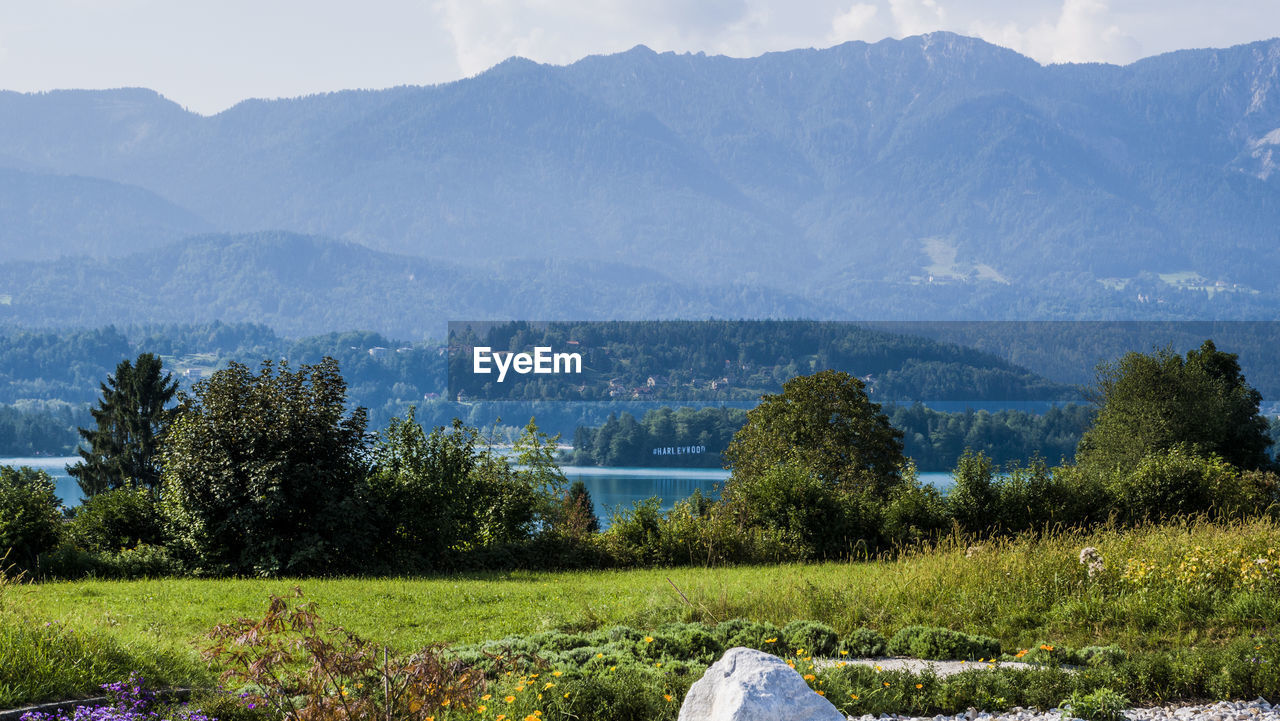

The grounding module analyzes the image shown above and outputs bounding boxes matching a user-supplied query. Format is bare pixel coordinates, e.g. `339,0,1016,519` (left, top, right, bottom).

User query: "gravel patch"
816,656,1052,677
843,697,1277,721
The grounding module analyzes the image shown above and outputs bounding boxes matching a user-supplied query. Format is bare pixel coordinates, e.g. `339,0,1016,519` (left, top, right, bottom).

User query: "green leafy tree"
159,358,372,576
563,479,600,535
1076,340,1273,475
68,353,178,497
0,465,62,573
724,369,906,496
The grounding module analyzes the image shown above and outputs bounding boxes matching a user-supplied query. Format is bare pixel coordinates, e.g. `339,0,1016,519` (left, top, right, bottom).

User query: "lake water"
0,457,955,525
564,467,954,525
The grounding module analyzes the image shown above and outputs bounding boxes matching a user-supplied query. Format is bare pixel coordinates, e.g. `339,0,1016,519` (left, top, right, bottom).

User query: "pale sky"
0,0,1276,115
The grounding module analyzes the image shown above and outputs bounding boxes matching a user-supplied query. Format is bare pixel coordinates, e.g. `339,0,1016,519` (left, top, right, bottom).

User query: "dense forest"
567,403,1098,471
449,320,1075,403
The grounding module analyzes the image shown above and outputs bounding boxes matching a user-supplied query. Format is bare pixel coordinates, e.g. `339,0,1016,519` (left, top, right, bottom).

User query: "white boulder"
678,646,846,721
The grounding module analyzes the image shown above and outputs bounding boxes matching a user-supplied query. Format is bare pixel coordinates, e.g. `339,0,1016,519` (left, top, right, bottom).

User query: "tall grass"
6,517,1279,708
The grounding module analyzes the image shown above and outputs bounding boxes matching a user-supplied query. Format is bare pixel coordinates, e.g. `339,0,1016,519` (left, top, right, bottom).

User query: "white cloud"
889,0,946,37
830,3,879,43
968,0,1142,65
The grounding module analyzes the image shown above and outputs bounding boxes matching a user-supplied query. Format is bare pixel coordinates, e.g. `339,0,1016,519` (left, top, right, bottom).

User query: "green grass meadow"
5,517,1280,708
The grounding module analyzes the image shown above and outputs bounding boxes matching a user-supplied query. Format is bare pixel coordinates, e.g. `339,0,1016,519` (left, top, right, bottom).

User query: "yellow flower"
552,671,562,677
505,696,516,704
915,684,923,689
803,674,816,681
645,636,655,643
850,694,859,700
795,649,805,656
839,650,849,656
543,682,555,690
664,694,674,702
596,653,604,658
563,692,570,699
817,691,825,696
883,682,890,687
477,706,487,713
409,701,423,712
764,638,777,644
515,686,525,692
482,694,492,701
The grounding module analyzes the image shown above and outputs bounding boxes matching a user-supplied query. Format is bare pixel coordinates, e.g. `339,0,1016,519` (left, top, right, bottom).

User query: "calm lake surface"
563,467,954,525
0,457,955,525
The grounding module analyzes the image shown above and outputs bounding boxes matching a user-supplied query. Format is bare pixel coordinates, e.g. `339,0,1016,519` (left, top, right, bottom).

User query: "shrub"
42,542,182,580
723,462,860,559
1109,446,1235,522
204,590,492,720
1060,688,1129,721
1079,645,1128,667
160,359,376,576
841,628,889,657
947,452,1000,534
887,626,1001,660
64,487,165,552
713,619,786,654
880,479,950,547
782,620,840,657
0,466,62,574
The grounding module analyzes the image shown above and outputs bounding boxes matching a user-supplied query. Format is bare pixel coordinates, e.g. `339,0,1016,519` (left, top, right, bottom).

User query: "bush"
1060,688,1129,721
842,628,889,657
1109,446,1236,522
947,452,1000,534
880,478,950,547
782,620,840,657
887,626,1001,660
64,487,164,552
722,462,860,559
0,465,62,574
41,542,182,580
712,619,786,654
160,359,375,576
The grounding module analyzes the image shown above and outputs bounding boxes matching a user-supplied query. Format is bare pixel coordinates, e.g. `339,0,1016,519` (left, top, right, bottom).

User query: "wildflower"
804,674,816,681
850,694,859,700
916,684,923,689
552,671,562,677
839,650,849,656
1040,644,1054,652
563,693,569,699
817,691,825,696
764,637,777,644
482,694,492,700
645,636,654,643
543,682,555,690
505,696,516,704
1079,547,1105,578
883,682,890,687
477,706,487,713
664,694,674,702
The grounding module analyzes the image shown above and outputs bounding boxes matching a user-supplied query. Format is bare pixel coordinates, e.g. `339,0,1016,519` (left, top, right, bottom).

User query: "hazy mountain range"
3,32,1280,335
